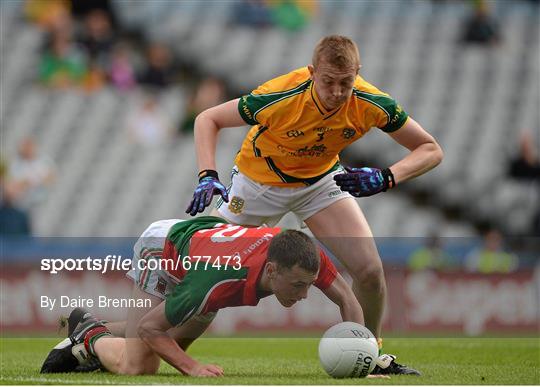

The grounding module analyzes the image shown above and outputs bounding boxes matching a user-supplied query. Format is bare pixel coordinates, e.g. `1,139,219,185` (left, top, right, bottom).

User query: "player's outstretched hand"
334,166,394,197
186,176,229,216
187,362,224,377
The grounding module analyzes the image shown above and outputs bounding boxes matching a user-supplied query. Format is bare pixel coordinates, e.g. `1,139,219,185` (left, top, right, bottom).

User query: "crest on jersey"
342,128,356,140
228,196,245,214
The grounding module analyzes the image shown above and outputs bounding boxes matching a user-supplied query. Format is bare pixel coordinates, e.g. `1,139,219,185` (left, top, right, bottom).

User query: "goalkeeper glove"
333,166,395,197
186,170,229,216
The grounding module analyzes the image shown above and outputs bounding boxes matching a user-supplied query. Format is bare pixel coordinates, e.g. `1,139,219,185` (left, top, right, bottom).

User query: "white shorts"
126,219,182,300
216,165,352,226
126,219,217,323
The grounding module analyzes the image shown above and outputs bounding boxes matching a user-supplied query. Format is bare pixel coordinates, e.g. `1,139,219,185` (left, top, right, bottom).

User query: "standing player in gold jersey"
186,35,443,375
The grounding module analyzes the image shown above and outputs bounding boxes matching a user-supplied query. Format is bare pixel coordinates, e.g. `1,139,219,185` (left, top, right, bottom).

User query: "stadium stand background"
1,0,538,337
1,0,538,245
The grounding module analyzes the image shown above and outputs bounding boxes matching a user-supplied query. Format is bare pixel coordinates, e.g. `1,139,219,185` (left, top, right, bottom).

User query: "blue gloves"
186,170,229,216
334,166,395,197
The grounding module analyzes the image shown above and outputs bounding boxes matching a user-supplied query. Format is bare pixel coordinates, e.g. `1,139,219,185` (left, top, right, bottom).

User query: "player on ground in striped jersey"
41,216,364,377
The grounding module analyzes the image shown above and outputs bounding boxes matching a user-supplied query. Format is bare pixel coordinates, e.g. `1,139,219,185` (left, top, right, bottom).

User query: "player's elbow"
194,109,217,134
428,140,444,167
193,110,208,131
434,143,444,167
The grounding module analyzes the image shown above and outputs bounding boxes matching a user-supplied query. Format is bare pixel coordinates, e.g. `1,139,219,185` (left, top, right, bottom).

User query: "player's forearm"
140,331,198,375
194,112,220,171
340,300,365,325
324,275,365,324
389,141,443,184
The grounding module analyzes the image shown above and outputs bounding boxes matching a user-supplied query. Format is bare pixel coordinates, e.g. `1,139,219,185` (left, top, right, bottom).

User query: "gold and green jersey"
236,67,408,186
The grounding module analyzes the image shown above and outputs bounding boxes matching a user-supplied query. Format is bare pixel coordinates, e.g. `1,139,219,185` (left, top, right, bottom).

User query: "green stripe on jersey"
167,216,230,258
252,126,269,157
265,158,340,185
352,89,408,132
238,80,311,125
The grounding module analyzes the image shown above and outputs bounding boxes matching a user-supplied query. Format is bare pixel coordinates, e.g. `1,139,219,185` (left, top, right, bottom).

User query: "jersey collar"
310,81,344,120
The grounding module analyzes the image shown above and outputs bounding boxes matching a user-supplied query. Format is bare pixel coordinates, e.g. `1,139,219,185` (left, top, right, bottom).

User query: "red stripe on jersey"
162,239,186,281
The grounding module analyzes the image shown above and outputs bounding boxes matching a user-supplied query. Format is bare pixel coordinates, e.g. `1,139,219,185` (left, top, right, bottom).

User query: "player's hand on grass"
334,166,395,197
187,362,224,377
186,170,229,216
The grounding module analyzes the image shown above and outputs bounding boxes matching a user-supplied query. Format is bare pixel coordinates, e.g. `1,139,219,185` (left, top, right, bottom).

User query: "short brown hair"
267,230,320,274
312,35,360,70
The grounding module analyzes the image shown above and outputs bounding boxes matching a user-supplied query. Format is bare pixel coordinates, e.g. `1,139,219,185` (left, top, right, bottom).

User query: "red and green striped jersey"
161,217,337,326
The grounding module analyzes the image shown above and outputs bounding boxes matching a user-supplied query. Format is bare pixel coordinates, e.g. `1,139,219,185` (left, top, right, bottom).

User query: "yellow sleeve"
353,78,409,132
237,68,311,126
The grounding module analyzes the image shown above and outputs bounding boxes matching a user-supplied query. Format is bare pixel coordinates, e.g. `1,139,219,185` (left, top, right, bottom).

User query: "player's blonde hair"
312,35,360,70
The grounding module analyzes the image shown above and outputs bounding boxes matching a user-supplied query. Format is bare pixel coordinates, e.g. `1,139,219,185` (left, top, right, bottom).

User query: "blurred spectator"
465,229,519,273
0,160,31,235
108,44,136,91
408,234,455,272
127,94,173,146
0,181,32,236
233,0,318,30
233,0,273,28
25,0,71,32
508,129,540,236
39,33,87,88
37,2,74,50
8,137,56,210
70,0,117,27
138,43,175,88
533,212,540,237
509,129,540,181
461,0,501,46
77,9,115,69
82,59,107,93
268,0,318,32
179,78,226,135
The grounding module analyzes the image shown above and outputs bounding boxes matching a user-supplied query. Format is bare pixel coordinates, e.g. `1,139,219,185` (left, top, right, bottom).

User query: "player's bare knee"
119,360,159,375
352,264,385,292
136,319,157,342
119,347,160,375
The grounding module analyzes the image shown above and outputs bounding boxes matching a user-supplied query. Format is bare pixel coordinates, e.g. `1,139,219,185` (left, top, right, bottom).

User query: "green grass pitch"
0,336,538,385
